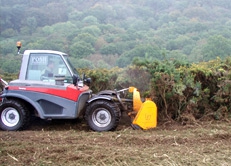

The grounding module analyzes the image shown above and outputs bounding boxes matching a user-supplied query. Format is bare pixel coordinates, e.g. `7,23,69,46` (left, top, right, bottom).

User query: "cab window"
26,53,72,83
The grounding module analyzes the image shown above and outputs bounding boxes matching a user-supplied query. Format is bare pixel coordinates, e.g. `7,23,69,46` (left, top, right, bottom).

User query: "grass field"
0,118,231,166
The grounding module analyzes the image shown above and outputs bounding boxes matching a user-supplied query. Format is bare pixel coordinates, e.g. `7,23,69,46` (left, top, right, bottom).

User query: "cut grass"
0,120,231,166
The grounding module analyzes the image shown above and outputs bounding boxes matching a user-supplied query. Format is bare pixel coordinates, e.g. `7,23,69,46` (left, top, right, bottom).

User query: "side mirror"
72,74,79,86
84,77,91,86
82,74,91,86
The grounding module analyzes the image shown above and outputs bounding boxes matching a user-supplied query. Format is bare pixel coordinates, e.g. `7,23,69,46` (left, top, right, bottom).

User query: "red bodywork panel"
8,84,89,101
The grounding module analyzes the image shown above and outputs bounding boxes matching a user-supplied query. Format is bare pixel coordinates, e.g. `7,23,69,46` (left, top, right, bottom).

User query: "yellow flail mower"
127,87,157,130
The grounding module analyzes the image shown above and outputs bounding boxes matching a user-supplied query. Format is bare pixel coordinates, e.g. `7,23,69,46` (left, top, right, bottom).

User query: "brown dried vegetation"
0,119,231,166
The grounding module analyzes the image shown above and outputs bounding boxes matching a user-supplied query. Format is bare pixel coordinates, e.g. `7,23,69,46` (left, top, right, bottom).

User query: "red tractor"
0,43,157,131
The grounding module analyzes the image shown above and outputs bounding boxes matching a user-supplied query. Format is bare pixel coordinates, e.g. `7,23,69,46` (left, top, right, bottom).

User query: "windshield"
25,53,77,84
65,57,79,75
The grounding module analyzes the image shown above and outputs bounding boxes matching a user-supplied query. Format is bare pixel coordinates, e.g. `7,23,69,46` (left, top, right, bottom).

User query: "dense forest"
1,0,231,73
1,0,231,122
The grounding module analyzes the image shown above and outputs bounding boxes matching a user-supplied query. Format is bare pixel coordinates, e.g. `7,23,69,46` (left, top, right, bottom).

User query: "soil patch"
1,119,231,166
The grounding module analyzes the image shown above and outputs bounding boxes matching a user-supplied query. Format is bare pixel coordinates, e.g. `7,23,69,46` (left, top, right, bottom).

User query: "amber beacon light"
16,41,22,54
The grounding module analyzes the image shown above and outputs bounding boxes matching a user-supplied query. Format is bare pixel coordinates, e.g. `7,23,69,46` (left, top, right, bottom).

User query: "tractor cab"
19,50,77,85
16,41,88,87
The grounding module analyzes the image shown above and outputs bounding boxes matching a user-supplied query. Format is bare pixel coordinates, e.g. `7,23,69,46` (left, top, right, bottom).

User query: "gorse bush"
140,57,231,122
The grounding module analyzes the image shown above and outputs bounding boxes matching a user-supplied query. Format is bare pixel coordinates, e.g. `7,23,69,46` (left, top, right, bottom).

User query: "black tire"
85,100,121,131
0,100,30,131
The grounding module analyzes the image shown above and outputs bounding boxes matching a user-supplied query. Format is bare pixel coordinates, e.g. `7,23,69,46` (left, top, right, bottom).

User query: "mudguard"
87,90,117,103
87,94,114,103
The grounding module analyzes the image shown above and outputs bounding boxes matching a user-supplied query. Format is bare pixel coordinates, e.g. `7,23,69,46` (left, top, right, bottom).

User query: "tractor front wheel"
0,100,30,131
85,100,121,131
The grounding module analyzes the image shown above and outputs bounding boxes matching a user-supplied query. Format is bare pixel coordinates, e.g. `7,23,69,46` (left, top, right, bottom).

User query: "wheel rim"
92,108,111,128
1,107,20,127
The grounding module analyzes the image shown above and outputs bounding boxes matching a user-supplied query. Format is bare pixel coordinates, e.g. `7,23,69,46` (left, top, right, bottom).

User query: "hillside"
1,0,231,73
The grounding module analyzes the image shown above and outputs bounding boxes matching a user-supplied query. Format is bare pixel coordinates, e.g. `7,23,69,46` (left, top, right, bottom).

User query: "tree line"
1,0,231,74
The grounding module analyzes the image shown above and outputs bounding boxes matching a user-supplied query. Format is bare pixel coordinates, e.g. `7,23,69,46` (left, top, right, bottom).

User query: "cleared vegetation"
0,118,231,166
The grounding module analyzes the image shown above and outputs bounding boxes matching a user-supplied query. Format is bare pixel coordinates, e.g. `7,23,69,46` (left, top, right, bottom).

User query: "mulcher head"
128,87,157,130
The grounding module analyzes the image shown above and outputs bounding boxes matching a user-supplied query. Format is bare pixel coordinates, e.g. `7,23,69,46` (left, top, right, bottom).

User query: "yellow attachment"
129,87,142,112
129,87,157,130
132,100,157,130
129,86,135,93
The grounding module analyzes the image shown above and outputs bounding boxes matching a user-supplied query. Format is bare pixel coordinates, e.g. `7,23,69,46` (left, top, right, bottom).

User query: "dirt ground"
0,117,231,166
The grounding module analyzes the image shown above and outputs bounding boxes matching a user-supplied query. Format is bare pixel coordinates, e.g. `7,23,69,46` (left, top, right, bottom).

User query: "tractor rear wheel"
85,100,121,131
0,100,30,131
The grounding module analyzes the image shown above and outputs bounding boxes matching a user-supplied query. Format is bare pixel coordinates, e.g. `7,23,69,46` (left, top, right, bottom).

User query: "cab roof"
23,50,68,56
